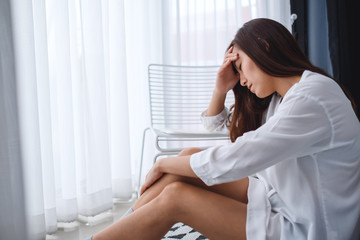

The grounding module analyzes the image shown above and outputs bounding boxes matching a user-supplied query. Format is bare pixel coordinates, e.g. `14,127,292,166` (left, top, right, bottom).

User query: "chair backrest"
148,64,234,131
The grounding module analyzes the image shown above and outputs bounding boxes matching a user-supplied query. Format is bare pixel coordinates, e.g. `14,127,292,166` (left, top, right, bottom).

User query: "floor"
46,198,136,240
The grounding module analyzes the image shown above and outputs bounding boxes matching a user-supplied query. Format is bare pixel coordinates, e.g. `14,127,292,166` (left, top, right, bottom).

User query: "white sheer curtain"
8,0,290,238
12,0,133,238
160,0,291,65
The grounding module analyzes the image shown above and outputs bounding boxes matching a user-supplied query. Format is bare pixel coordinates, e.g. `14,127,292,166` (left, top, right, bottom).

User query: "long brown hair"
228,18,353,142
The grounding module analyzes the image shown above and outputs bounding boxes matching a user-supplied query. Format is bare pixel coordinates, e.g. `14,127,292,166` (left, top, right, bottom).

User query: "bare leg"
94,181,247,240
133,147,248,211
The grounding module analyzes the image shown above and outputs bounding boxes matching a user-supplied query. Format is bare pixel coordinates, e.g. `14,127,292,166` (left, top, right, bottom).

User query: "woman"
92,18,360,239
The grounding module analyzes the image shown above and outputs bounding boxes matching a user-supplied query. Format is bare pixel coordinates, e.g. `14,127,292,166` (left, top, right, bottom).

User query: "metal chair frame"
138,64,234,192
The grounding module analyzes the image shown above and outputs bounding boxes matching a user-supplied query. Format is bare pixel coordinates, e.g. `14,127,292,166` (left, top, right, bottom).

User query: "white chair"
138,64,234,191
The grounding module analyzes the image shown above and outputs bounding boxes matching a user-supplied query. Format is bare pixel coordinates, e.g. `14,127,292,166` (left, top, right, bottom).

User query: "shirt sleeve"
200,107,231,133
190,93,333,186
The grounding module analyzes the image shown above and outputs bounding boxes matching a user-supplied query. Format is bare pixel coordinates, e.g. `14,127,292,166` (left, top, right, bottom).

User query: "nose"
240,75,247,86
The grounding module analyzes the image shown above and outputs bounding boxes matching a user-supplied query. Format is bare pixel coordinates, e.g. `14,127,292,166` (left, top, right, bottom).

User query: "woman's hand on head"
140,161,164,196
216,46,240,94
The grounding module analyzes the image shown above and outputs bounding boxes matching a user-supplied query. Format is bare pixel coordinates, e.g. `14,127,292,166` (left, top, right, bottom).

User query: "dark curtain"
326,0,359,116
290,0,359,116
290,0,307,54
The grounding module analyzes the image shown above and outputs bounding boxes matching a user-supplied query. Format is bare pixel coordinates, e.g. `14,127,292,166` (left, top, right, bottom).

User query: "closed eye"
231,61,238,73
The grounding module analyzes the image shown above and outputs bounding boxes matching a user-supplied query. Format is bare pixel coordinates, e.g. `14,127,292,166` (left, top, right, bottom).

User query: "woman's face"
232,46,275,98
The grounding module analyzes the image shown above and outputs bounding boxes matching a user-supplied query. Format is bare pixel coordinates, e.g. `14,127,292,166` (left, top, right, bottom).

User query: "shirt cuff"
200,107,230,132
190,151,215,186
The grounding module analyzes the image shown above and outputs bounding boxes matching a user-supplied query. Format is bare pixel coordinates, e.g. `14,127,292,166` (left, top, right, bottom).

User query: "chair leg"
138,127,150,195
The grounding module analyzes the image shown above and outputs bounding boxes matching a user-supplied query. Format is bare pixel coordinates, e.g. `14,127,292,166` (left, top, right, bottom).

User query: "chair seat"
150,127,230,155
153,128,229,138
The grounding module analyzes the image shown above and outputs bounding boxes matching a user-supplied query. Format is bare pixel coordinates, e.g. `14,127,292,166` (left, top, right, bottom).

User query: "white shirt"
190,70,360,239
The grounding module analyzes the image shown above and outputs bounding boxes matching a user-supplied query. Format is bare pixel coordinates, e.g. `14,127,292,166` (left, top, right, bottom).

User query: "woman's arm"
140,156,196,195
158,156,195,177
191,94,333,186
206,89,227,116
207,46,239,116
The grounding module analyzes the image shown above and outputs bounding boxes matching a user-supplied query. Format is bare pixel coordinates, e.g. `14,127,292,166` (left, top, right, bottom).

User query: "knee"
157,182,188,212
178,147,203,157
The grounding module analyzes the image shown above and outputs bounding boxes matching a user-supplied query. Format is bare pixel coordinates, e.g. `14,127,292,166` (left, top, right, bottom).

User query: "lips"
247,84,252,91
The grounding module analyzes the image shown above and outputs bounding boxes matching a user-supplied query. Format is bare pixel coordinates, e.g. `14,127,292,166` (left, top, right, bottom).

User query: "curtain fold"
33,0,57,233
106,0,133,200
7,0,290,238
11,0,46,238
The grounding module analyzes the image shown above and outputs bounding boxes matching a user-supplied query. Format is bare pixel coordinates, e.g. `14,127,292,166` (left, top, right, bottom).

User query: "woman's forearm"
157,155,197,178
140,155,199,195
207,46,239,116
206,89,227,116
